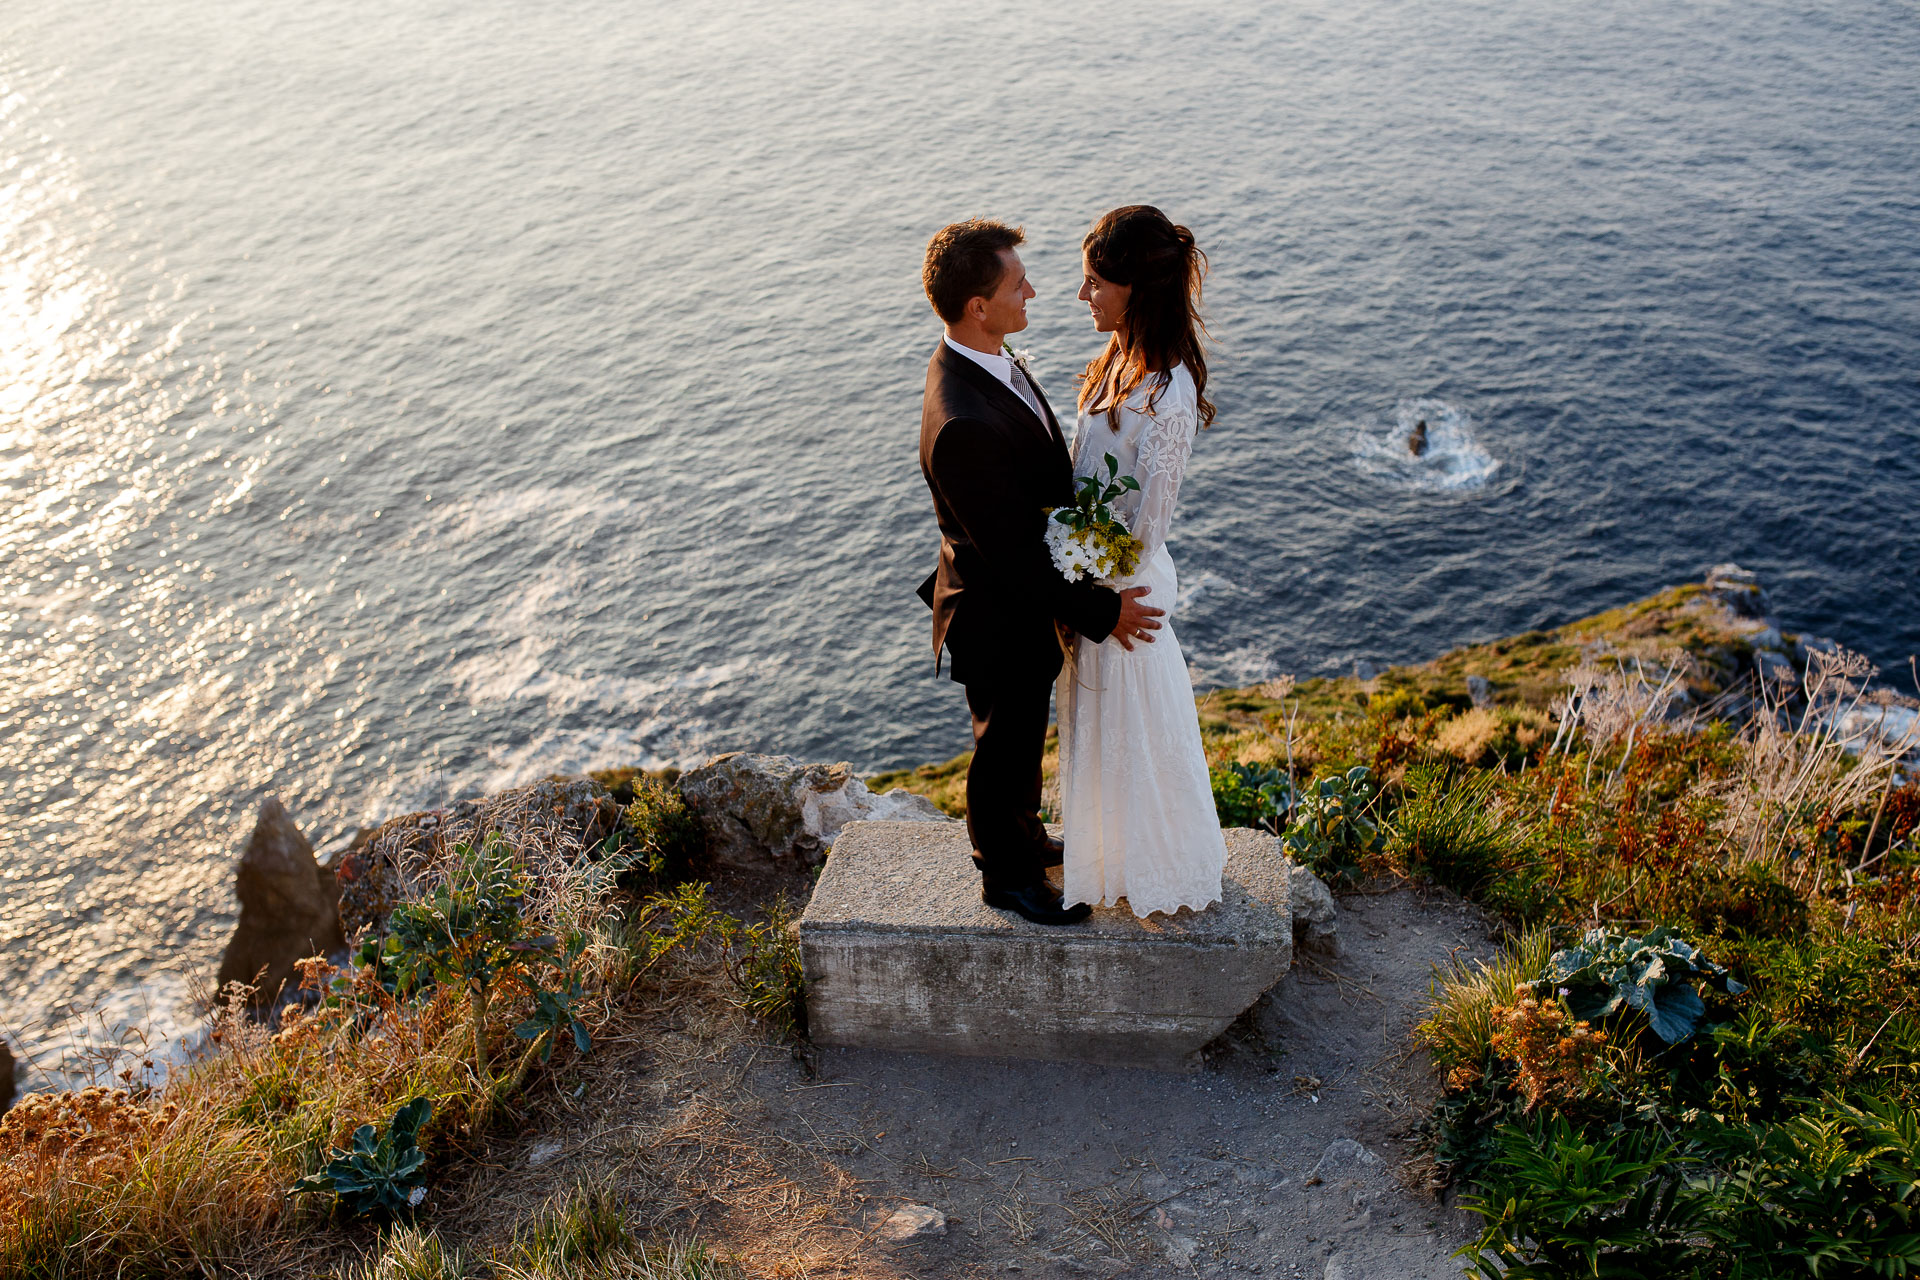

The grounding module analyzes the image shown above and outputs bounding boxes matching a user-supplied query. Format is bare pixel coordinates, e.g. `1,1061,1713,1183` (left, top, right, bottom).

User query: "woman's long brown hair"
1077,205,1215,431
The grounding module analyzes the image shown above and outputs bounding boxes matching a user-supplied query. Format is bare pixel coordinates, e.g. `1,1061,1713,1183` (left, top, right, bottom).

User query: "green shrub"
619,775,705,882
613,884,808,1041
1369,686,1427,722
1695,1096,1920,1274
1420,929,1571,1185
1685,861,1809,939
349,838,597,1116
1460,1117,1709,1278
1534,926,1746,1047
726,898,808,1040
1463,1099,1920,1278
615,881,737,983
292,1097,433,1219
1282,766,1385,882
1394,766,1540,908
1210,761,1296,833
1419,929,1560,1075
1715,931,1920,1102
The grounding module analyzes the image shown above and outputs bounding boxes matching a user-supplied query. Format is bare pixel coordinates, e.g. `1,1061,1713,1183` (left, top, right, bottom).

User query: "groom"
916,219,1163,926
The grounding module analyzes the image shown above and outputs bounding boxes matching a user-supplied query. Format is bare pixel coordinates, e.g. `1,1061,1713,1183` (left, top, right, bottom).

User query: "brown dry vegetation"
0,773,901,1279
0,880,933,1279
343,928,929,1280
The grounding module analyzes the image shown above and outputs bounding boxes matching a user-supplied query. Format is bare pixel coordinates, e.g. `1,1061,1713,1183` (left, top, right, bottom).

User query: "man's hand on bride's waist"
1113,585,1163,651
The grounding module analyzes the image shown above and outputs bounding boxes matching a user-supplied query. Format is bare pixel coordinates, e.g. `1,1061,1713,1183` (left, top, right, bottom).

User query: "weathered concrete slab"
800,821,1294,1071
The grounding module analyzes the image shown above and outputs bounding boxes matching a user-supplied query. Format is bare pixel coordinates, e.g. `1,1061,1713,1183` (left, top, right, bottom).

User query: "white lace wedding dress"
1057,362,1227,917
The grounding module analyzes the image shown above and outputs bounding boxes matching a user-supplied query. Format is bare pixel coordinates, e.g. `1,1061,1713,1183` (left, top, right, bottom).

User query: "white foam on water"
1188,642,1282,690
478,720,707,794
397,486,634,551
451,642,756,715
1351,398,1501,492
1172,568,1253,617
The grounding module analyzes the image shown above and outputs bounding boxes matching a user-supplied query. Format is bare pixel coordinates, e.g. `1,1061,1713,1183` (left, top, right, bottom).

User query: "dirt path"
434,885,1497,1280
765,887,1495,1279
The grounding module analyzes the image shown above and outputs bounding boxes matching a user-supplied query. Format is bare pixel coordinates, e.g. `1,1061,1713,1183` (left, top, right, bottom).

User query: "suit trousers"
963,667,1055,884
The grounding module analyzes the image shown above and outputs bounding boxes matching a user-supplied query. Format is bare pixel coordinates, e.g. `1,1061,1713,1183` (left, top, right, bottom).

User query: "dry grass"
1719,646,1919,889
0,784,821,1279
0,939,563,1274
0,1084,289,1275
402,941,908,1280
1416,929,1558,1080
1436,708,1501,764
1061,1178,1150,1258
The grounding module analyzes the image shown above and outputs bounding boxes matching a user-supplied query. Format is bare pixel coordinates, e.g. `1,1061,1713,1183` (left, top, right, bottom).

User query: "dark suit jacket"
917,341,1123,683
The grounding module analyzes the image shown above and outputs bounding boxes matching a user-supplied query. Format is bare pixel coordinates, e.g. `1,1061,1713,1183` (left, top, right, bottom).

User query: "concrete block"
800,821,1294,1071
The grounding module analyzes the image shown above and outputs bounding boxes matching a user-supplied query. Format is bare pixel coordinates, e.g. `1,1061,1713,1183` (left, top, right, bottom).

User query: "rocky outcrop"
1674,564,1805,712
333,777,624,935
1288,862,1340,956
216,797,346,1004
1705,562,1773,620
678,753,952,873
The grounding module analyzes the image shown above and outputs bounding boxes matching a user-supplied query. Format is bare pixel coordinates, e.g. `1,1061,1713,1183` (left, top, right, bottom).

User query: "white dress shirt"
944,335,1046,422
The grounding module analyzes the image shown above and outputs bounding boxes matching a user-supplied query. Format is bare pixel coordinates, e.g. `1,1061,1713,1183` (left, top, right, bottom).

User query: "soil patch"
412,885,1495,1280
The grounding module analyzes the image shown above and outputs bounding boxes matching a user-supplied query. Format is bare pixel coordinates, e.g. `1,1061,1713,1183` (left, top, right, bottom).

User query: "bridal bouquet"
1044,453,1142,584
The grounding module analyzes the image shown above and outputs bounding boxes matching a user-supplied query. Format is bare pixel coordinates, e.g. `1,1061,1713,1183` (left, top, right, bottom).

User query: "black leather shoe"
971,835,1065,875
982,879,1092,926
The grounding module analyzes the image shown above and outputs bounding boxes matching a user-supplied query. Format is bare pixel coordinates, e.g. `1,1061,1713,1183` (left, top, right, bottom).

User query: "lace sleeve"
1124,378,1198,560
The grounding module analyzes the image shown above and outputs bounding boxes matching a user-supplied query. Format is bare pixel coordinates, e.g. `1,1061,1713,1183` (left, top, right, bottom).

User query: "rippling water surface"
3,0,1917,1072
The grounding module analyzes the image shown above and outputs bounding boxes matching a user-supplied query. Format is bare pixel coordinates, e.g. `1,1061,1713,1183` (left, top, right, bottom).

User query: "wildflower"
1489,993,1610,1112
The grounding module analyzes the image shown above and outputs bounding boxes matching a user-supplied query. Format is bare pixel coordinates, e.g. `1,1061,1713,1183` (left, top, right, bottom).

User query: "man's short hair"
922,219,1024,324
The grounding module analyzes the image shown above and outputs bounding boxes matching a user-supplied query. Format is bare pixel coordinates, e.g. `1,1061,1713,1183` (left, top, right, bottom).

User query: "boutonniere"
1003,344,1035,377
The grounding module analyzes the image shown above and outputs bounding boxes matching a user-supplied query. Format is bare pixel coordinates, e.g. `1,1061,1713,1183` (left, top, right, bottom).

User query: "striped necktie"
1008,361,1046,427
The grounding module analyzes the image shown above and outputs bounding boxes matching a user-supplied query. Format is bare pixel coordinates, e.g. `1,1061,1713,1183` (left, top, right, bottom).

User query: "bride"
1057,205,1227,918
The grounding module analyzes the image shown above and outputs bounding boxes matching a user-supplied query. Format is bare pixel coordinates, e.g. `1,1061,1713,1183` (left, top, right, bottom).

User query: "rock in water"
1,1039,14,1113
678,753,951,873
216,797,346,1004
1408,418,1429,456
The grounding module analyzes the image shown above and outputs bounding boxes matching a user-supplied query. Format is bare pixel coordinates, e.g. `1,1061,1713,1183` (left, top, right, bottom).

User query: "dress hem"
1072,891,1225,920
